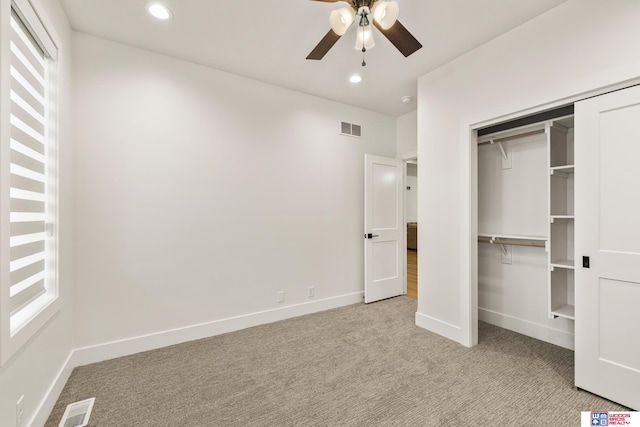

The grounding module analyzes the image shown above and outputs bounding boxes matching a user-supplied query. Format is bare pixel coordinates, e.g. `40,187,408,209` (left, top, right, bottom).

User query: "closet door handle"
365,233,379,239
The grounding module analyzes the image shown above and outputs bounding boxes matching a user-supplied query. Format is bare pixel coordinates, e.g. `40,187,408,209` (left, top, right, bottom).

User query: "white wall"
396,110,417,159
72,33,396,354
0,1,74,426
417,0,640,345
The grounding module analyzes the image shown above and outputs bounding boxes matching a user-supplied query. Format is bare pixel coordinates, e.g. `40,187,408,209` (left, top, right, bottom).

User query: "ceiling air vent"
58,397,95,427
340,121,362,138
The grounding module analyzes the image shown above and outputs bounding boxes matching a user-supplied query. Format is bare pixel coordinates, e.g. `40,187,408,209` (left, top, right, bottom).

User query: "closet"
475,86,640,410
477,113,575,350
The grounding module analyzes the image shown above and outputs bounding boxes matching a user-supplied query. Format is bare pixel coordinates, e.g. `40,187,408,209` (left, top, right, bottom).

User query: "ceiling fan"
306,0,422,62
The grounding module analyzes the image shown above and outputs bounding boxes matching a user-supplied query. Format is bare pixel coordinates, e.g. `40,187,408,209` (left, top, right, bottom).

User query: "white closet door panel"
599,104,640,253
598,278,640,371
575,85,640,410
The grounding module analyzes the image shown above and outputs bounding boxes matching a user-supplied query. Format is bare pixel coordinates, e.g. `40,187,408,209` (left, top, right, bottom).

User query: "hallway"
407,249,417,299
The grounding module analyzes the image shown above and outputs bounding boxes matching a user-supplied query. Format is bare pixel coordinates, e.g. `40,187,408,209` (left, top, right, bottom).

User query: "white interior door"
575,86,640,410
364,154,405,303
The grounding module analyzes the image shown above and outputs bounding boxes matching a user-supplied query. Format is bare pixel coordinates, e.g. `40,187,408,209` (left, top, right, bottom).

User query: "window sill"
1,294,62,365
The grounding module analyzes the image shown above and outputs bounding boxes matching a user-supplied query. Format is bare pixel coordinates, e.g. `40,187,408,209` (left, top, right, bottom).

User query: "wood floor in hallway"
407,249,417,299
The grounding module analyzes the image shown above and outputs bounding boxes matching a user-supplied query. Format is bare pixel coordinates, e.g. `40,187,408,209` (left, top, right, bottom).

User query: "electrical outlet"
16,395,24,427
277,291,285,303
308,286,315,298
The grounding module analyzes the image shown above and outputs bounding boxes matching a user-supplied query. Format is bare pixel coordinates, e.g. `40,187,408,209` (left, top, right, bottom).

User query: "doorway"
406,160,418,298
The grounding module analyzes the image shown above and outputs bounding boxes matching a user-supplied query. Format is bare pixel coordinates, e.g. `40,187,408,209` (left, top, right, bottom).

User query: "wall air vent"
58,397,95,427
340,121,362,138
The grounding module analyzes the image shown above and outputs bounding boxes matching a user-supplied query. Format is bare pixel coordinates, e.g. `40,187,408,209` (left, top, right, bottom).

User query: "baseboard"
32,292,363,426
478,307,575,350
415,311,465,345
30,351,75,427
73,291,364,367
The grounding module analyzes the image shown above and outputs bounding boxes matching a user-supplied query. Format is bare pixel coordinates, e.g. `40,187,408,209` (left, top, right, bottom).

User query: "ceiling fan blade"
310,0,345,2
373,20,422,57
306,29,341,60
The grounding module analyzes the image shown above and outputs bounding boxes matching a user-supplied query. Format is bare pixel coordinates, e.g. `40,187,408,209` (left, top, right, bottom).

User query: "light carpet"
45,296,627,426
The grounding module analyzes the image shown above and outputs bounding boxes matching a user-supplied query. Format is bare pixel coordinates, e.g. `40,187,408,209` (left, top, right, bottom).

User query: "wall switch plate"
308,286,314,298
277,291,285,303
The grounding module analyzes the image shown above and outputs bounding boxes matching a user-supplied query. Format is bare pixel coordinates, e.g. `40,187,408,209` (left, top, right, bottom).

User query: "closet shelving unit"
477,115,576,325
548,116,575,320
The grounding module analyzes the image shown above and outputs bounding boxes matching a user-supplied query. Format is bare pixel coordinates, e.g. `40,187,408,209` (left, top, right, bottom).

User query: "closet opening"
474,106,575,350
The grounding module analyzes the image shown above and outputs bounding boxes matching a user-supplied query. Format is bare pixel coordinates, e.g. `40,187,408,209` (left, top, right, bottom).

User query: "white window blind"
7,6,55,329
9,9,47,317
1,0,59,365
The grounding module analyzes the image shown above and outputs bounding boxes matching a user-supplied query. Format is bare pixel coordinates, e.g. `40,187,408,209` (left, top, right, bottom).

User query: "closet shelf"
550,165,575,176
551,215,574,222
478,128,546,146
551,259,575,269
551,304,575,320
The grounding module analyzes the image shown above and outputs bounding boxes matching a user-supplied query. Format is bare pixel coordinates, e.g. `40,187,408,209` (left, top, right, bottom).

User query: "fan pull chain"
361,24,367,66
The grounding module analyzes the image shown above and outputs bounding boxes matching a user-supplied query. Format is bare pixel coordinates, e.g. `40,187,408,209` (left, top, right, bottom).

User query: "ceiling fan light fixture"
355,25,375,51
306,0,421,62
371,1,399,30
330,7,355,36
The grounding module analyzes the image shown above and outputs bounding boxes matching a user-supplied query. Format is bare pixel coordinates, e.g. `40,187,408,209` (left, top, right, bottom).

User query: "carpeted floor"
45,296,627,426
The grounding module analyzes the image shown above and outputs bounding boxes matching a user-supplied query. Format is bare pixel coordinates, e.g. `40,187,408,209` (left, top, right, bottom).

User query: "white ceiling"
59,0,567,117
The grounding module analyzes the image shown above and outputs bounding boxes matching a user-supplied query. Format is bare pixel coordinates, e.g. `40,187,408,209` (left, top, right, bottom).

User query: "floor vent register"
58,397,95,427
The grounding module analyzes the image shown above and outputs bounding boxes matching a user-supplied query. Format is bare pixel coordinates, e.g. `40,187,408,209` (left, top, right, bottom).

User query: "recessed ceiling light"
349,74,362,84
148,4,172,20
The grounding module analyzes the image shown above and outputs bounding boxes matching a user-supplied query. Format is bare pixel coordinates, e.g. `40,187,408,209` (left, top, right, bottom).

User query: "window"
1,0,59,364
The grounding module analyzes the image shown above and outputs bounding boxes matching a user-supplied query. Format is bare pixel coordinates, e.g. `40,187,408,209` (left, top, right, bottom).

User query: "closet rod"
477,129,546,146
477,237,546,248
